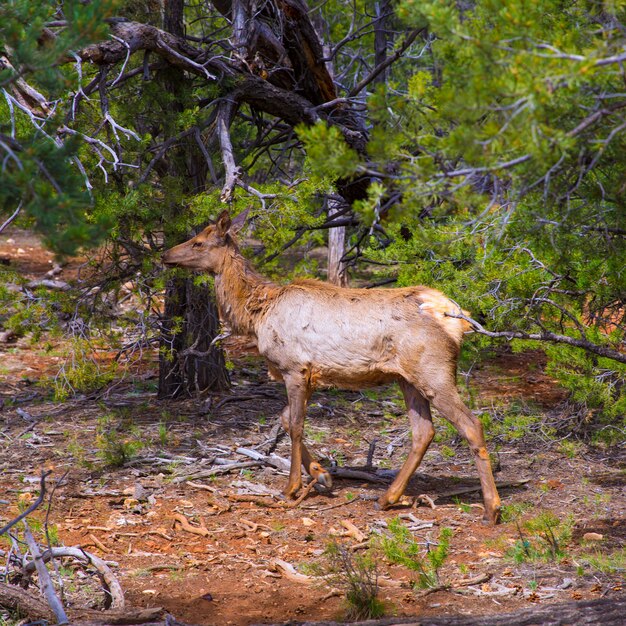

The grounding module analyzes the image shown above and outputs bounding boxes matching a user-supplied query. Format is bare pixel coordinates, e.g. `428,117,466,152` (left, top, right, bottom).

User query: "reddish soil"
1,229,624,625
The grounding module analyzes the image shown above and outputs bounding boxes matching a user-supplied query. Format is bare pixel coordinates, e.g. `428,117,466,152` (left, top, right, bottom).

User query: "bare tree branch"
0,201,22,234
217,100,242,202
446,311,626,364
0,470,52,536
348,27,426,98
23,520,69,625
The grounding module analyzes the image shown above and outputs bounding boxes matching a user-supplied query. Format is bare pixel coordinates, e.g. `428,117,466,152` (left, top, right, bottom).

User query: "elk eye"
192,241,203,248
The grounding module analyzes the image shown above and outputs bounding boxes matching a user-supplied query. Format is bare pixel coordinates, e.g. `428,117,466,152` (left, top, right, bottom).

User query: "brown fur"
163,211,502,524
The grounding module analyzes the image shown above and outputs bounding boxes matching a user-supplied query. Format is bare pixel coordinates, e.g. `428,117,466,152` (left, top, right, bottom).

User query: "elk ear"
229,208,249,236
215,210,231,236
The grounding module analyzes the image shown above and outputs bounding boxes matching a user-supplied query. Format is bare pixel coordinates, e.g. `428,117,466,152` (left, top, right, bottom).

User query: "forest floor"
0,229,625,626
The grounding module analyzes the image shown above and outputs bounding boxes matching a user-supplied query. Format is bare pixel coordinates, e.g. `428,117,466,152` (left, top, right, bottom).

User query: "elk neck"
214,244,279,335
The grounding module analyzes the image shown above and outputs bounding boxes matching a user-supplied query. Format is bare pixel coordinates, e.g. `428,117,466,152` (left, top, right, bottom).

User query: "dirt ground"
1,229,625,625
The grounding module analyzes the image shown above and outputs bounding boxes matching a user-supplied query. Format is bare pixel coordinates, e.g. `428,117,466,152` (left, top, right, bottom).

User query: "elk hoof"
283,481,301,500
482,507,502,526
375,496,390,511
309,462,333,491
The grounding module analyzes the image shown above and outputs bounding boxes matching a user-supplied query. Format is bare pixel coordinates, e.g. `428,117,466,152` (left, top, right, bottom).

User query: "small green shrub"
453,497,472,514
479,403,550,443
324,541,386,621
49,340,118,400
376,518,452,589
95,412,143,467
507,511,573,563
500,501,533,523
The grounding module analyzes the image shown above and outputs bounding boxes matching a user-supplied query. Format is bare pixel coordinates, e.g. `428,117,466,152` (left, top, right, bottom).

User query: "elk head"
162,210,247,273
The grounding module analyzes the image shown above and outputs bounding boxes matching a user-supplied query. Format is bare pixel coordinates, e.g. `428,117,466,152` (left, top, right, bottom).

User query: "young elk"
163,211,501,524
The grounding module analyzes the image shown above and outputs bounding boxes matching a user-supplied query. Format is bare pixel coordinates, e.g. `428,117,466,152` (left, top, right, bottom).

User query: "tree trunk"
158,278,229,398
157,0,229,398
373,2,389,86
327,198,348,286
259,596,626,626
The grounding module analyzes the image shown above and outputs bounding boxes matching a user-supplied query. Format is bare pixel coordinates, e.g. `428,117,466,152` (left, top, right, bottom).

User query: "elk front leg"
279,406,332,489
378,380,434,509
283,376,311,499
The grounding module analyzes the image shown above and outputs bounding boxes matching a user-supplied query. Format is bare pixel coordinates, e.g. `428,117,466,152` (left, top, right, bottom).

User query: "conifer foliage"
0,1,624,416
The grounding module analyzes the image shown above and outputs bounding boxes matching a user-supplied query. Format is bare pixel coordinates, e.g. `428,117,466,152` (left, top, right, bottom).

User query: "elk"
162,211,502,524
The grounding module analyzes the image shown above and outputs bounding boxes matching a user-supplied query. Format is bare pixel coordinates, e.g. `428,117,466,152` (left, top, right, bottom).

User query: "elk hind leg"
431,388,501,524
378,380,434,510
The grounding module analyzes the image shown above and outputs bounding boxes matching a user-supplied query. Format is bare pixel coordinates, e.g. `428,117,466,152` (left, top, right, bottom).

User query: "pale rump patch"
415,288,472,344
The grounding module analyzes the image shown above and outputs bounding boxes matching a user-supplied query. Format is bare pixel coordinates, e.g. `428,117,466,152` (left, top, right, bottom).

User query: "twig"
186,481,217,492
287,478,319,507
236,447,291,471
0,469,51,536
348,28,426,97
88,533,110,553
173,513,210,537
0,201,22,234
227,494,282,507
365,439,378,468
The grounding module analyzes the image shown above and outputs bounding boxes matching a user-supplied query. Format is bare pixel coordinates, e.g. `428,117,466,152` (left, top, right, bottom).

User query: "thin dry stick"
0,201,22,234
173,513,210,537
287,478,319,508
23,520,69,625
0,470,52,536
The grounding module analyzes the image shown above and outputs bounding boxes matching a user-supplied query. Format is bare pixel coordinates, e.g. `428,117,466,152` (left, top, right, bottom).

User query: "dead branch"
172,460,262,483
69,606,166,625
217,101,241,202
348,28,426,97
173,513,210,537
21,546,125,610
271,557,402,589
0,201,22,234
329,466,389,484
0,469,51,536
26,279,71,291
23,520,69,624
340,519,366,542
81,20,223,78
433,479,531,502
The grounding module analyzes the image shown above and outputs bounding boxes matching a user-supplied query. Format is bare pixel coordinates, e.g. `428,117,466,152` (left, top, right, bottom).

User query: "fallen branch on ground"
21,546,125,610
270,558,403,589
172,513,210,537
